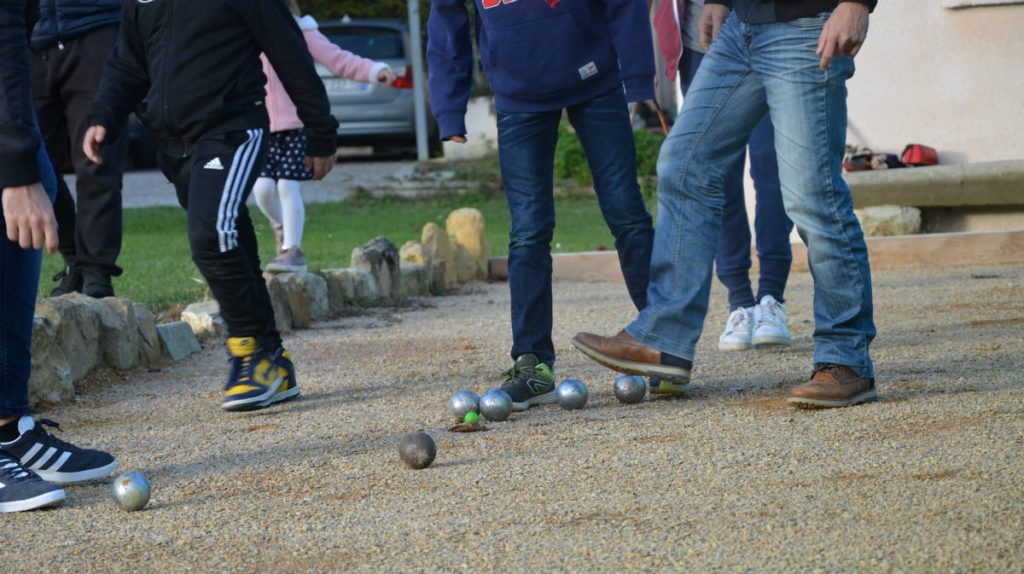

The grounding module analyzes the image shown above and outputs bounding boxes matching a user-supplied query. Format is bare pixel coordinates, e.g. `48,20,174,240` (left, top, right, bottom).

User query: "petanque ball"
399,432,437,470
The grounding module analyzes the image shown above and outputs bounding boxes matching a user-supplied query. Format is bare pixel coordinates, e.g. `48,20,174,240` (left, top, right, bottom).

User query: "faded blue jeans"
499,88,654,367
1,140,57,417
627,12,875,377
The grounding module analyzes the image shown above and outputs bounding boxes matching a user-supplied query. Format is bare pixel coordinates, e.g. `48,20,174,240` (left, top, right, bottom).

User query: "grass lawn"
38,193,636,314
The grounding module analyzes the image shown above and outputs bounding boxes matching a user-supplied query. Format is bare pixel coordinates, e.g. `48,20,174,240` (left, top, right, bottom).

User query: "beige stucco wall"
846,1,1024,163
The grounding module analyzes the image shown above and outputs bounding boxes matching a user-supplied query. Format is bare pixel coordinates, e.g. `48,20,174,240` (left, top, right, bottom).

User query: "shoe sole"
718,340,752,352
265,264,308,274
786,389,878,409
571,339,691,384
222,375,285,412
261,387,300,408
511,390,557,412
0,489,66,513
37,460,119,485
752,334,792,347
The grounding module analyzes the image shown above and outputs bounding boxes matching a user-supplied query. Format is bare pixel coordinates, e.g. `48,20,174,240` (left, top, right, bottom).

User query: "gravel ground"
2,264,1022,573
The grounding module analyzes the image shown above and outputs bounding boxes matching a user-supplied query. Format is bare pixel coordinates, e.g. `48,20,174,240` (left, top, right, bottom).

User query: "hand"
700,4,730,52
83,125,107,165
2,183,59,253
817,2,870,70
449,135,467,144
304,155,335,180
377,69,396,85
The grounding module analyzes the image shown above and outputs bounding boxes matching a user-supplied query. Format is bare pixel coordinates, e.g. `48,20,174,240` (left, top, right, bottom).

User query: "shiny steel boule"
613,374,647,404
556,378,588,410
479,389,513,421
112,471,151,511
449,389,480,421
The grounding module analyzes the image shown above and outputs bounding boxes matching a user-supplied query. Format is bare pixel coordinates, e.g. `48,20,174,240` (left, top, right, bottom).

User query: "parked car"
317,18,440,156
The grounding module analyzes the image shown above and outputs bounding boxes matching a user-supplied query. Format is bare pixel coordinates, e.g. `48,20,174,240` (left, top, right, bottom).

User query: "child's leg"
253,177,283,226
277,179,304,249
184,129,280,349
567,88,654,312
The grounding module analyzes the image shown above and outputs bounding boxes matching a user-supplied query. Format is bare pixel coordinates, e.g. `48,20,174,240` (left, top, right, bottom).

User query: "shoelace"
760,301,785,324
0,458,32,482
501,365,537,385
811,363,841,378
32,419,77,452
728,310,751,332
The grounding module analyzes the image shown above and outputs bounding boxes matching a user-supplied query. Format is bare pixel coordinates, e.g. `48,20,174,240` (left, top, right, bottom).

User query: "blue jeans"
1,141,58,417
627,12,875,377
680,48,794,311
499,88,654,367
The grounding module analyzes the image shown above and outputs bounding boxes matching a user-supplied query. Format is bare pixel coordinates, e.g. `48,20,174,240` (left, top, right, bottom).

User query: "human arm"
86,2,150,150
304,26,393,85
243,0,338,175
603,0,656,103
426,0,473,142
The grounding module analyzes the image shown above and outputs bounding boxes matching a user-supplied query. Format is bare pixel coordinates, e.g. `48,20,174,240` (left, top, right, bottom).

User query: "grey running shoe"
266,247,308,274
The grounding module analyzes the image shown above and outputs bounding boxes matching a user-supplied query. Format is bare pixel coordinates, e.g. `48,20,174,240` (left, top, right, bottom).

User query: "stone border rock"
29,209,493,409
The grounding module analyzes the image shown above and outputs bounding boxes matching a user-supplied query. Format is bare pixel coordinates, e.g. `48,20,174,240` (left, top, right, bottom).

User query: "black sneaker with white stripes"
0,417,117,485
0,455,65,513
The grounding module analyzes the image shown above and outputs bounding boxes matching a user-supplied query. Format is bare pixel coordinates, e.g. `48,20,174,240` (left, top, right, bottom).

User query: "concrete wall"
845,0,1024,163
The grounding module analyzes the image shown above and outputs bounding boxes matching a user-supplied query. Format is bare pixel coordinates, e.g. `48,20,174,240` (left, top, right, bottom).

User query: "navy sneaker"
0,455,65,513
500,354,557,412
0,417,117,485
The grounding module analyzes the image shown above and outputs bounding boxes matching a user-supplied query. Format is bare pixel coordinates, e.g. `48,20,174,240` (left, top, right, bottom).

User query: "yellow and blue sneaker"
222,337,299,412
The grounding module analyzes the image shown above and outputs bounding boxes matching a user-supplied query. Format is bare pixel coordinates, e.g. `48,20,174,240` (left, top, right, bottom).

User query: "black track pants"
159,128,281,349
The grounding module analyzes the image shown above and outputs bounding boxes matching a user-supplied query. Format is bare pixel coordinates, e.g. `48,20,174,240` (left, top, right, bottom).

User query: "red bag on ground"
901,144,938,166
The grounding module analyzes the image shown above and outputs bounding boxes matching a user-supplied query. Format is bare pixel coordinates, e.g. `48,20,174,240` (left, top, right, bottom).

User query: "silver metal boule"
112,471,151,511
556,378,588,410
613,374,647,404
450,389,480,421
479,389,513,421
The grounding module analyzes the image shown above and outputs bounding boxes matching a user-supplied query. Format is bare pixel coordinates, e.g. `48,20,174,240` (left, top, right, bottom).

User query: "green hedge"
554,124,665,187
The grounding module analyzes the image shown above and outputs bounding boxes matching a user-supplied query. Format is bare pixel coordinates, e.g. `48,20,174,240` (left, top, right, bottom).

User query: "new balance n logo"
204,157,225,170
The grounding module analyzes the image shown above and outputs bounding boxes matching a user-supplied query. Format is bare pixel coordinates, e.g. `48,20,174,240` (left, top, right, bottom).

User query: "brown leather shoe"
572,331,691,384
786,364,878,408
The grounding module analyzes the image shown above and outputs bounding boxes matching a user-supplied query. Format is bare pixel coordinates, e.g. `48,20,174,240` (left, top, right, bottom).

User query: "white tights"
252,177,304,249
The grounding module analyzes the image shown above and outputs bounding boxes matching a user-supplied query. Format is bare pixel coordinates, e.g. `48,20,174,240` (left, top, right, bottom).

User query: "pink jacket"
263,16,391,133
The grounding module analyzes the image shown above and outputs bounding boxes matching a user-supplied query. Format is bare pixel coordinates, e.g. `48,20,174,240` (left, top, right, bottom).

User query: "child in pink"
256,0,394,273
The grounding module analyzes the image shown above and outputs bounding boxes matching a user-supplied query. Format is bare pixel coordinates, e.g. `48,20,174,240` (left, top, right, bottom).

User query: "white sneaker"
718,307,753,351
752,295,792,347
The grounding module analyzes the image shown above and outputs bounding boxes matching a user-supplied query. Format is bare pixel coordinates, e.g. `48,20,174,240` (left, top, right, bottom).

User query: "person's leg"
495,109,562,410
253,177,283,227
747,117,793,304
566,88,653,311
278,179,304,249
752,15,876,396
573,13,769,384
30,46,81,294
61,25,128,296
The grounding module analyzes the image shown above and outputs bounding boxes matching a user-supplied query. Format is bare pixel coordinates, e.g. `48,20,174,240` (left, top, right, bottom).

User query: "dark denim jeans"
1,141,57,417
627,12,875,377
680,48,793,311
498,88,654,367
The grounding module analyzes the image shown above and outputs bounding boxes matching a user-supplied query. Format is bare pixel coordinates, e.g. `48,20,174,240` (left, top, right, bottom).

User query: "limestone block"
446,207,489,279
400,240,432,266
34,295,103,382
856,205,922,236
157,321,202,361
323,268,357,314
422,223,456,287
351,236,403,304
400,263,432,298
28,315,73,408
453,243,480,284
182,300,227,339
274,271,330,328
352,269,381,307
264,274,294,333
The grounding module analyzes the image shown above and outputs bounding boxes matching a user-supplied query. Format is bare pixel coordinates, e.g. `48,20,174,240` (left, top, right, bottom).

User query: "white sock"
278,179,305,249
252,177,282,226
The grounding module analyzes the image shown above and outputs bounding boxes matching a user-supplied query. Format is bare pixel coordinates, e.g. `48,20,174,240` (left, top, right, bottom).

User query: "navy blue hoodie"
428,0,655,139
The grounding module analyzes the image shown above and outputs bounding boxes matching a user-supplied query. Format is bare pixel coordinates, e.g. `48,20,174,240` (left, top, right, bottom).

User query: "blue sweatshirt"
427,0,655,140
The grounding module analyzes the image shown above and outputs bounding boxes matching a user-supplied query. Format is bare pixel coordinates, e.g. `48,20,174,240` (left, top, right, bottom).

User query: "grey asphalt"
2,264,1022,573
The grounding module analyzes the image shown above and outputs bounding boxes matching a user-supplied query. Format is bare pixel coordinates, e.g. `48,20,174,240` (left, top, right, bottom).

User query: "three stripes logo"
21,443,72,474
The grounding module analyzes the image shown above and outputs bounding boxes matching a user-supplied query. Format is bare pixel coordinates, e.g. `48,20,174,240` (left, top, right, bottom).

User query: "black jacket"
707,0,877,23
0,0,42,188
30,0,122,50
89,0,338,158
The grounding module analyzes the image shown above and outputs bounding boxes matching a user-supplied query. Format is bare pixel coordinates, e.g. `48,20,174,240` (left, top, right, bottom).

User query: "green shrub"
553,123,665,186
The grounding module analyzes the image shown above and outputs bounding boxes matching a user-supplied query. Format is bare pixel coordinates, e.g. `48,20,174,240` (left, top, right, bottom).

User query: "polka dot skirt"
259,129,315,181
